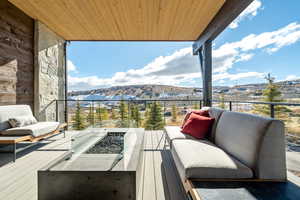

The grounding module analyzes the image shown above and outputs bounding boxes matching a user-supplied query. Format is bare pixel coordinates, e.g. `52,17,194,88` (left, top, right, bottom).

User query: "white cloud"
213,72,264,82
229,0,262,29
68,48,202,90
212,22,300,74
234,22,300,53
285,75,300,81
68,22,300,91
67,60,78,73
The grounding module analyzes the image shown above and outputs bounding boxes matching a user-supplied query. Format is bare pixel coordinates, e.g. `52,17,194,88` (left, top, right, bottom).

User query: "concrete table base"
38,128,144,200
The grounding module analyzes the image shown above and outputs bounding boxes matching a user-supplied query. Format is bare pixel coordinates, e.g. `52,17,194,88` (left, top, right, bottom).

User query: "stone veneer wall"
0,0,34,107
34,22,66,122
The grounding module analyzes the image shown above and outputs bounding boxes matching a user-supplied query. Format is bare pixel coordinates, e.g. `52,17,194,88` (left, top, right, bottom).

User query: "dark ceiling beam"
193,0,254,55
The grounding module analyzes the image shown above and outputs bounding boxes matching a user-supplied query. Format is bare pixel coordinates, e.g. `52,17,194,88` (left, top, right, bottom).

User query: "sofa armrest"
256,120,287,181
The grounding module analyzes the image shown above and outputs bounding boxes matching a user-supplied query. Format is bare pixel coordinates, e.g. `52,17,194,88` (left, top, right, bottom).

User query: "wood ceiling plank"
185,0,207,39
170,0,194,40
51,0,85,39
9,0,226,41
94,0,122,40
159,0,180,40
191,0,226,39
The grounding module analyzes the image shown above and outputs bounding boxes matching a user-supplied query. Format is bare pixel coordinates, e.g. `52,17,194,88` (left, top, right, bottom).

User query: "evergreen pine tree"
219,92,226,109
143,103,151,127
110,108,117,119
263,73,282,102
145,102,164,130
87,104,94,126
118,100,129,127
101,108,109,120
72,101,86,130
171,104,178,122
96,105,102,126
132,104,142,127
253,73,291,118
96,106,109,121
193,102,200,110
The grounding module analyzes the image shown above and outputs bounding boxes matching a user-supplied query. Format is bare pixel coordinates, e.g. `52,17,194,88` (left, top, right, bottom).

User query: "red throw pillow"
181,110,209,128
181,113,215,139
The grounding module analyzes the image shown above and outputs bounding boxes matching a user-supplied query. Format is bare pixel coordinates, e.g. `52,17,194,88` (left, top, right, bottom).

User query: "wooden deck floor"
0,134,71,200
139,130,188,200
0,131,188,200
2,130,299,200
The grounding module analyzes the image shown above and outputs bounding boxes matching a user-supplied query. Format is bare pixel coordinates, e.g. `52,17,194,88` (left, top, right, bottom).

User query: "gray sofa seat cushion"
1,122,60,137
215,111,273,170
0,105,34,131
171,139,253,180
164,126,195,145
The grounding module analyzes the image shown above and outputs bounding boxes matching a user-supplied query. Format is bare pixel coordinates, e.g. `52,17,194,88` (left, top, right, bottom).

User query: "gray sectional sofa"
164,107,287,182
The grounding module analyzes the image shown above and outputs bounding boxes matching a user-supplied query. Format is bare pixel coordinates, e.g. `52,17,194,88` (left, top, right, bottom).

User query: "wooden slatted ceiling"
9,0,225,41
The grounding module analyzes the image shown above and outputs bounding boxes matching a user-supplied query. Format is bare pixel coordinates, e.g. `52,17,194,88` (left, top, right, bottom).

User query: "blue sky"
67,0,300,91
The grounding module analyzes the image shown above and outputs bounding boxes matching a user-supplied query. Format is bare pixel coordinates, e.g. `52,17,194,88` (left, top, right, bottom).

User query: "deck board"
142,130,157,200
0,135,70,200
152,131,168,200
160,138,189,200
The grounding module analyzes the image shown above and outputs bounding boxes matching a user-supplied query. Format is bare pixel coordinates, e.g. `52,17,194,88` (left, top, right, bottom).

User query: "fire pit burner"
85,132,125,154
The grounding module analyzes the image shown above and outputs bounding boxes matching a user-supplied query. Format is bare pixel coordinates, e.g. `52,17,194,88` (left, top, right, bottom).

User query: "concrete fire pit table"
38,128,145,200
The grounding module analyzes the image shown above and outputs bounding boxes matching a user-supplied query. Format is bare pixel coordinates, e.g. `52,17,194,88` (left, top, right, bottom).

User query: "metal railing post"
270,104,275,118
64,99,68,129
99,103,102,127
92,101,95,127
229,101,232,111
128,102,130,128
163,102,166,125
56,100,59,122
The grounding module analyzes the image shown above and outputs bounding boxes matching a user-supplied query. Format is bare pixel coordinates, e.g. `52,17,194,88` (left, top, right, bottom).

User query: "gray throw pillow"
8,116,38,128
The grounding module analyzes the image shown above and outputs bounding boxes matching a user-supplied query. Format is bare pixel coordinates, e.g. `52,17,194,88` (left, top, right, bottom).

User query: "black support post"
197,41,212,107
270,104,275,118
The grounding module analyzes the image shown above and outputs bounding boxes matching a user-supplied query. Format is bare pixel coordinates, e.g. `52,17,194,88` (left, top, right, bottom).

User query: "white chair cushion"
171,139,253,180
0,105,34,131
1,122,60,137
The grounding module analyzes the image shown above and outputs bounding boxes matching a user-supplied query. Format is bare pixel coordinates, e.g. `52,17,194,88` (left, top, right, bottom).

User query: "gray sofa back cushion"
202,107,225,142
0,105,34,131
215,111,272,170
256,120,286,180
